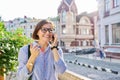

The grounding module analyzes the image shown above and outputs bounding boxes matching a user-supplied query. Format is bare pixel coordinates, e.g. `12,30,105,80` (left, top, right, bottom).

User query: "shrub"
0,21,32,75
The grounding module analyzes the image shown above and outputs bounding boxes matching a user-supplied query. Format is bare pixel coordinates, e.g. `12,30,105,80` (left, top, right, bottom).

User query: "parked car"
68,48,81,53
76,48,96,55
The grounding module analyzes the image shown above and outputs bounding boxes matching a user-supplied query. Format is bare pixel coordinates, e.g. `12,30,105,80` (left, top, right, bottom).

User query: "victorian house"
57,0,98,50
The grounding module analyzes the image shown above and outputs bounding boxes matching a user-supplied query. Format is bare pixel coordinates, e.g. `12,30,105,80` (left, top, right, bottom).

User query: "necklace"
41,48,45,52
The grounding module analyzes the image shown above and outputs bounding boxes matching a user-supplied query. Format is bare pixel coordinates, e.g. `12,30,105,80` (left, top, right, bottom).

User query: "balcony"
110,6,120,15
60,35,94,39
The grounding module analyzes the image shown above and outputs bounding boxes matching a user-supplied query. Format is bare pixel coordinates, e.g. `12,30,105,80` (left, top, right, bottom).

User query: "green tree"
0,21,32,75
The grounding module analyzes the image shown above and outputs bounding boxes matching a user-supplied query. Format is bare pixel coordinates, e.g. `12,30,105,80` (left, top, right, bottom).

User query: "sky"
0,0,98,21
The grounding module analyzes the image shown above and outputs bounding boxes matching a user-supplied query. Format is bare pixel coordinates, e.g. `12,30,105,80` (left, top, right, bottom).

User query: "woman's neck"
38,40,48,49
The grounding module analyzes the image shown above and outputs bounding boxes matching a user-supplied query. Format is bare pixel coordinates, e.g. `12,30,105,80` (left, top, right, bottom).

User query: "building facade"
4,0,98,51
4,17,59,41
4,16,40,38
97,0,120,48
57,0,98,50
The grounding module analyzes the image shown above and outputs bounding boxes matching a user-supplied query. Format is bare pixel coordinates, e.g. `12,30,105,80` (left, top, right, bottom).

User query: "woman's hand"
26,44,40,73
26,44,41,73
51,33,58,47
30,44,40,59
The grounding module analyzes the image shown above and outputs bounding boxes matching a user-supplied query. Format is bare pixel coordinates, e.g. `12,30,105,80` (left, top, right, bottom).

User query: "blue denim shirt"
17,42,66,80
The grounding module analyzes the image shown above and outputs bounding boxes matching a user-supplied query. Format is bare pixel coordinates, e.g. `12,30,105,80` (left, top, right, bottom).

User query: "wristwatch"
51,46,58,50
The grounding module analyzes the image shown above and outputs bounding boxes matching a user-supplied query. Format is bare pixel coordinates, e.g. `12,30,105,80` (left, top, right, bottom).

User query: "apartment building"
4,16,41,38
4,16,59,39
97,0,120,48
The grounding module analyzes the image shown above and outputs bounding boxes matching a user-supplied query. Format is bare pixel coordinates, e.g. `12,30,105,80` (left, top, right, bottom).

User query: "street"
64,53,120,80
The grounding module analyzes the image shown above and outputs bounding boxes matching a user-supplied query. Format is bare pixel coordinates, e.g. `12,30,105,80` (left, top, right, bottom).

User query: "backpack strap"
28,44,31,59
28,44,32,80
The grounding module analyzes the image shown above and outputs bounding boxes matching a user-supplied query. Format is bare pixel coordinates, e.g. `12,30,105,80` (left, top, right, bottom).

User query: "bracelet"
28,62,33,66
51,46,58,50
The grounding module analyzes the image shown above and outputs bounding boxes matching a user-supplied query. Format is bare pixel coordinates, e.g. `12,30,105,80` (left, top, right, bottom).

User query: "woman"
17,20,67,80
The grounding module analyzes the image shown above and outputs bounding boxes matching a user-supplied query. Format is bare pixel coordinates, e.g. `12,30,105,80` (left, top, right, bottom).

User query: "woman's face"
37,23,54,43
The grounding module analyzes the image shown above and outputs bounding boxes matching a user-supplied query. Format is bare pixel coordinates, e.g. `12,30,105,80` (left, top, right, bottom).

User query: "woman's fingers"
30,45,40,57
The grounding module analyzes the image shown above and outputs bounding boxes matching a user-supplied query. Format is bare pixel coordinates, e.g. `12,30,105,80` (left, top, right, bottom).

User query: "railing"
6,70,92,80
58,70,92,80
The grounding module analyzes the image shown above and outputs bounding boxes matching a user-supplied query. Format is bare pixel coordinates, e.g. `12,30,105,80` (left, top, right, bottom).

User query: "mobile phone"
52,34,55,41
49,34,54,44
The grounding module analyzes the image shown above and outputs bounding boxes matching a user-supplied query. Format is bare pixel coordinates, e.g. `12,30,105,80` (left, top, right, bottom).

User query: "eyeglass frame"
40,28,55,33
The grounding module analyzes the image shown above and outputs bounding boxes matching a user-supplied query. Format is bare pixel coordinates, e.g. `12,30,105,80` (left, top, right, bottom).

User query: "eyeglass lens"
41,28,54,33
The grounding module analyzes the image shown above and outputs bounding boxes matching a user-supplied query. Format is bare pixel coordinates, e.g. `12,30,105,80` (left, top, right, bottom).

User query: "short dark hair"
32,19,54,40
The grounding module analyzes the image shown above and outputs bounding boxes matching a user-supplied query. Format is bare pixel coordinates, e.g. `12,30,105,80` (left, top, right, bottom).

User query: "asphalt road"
64,53,120,80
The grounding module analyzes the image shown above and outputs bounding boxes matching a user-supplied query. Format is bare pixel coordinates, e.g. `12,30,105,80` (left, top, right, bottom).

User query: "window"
71,12,76,23
30,33,32,37
113,0,119,8
30,25,32,29
60,41,65,47
105,25,109,44
81,19,88,24
105,0,110,12
112,23,120,44
83,41,87,46
104,0,110,16
62,25,66,34
81,29,89,35
76,28,79,35
62,10,66,23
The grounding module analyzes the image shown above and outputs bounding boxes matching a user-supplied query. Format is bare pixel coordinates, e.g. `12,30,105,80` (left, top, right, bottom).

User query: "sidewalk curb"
65,60,119,75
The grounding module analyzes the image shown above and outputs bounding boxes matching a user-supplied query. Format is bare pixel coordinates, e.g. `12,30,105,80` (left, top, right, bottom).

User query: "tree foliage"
0,21,32,75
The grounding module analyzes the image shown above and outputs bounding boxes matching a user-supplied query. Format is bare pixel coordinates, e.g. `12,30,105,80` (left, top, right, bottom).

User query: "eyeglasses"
41,28,55,33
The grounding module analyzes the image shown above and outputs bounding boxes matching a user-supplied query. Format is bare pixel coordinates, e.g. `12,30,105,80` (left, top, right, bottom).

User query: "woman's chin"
44,38,50,43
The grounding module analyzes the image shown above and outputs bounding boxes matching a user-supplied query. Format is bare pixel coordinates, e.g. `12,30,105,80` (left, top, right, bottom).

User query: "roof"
76,11,98,23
